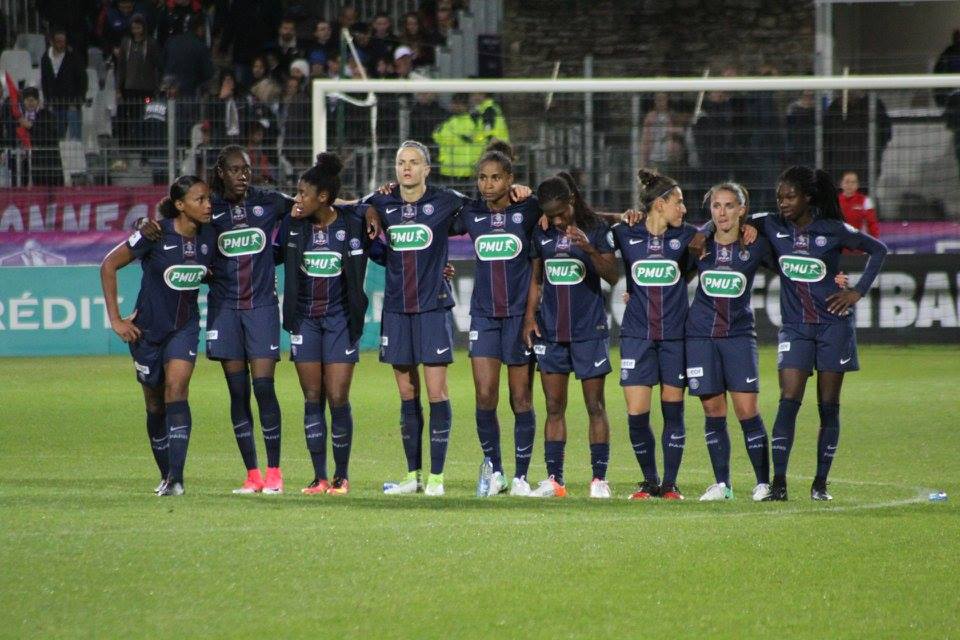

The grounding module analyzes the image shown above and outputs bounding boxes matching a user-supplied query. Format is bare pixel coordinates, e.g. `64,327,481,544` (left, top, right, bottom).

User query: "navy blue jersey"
613,222,697,340
127,218,215,341
208,186,293,310
531,223,614,343
362,186,464,314
453,197,539,318
686,237,773,339
292,206,356,320
750,212,887,324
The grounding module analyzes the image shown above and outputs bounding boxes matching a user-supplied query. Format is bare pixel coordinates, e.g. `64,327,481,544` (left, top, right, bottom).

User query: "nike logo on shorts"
270,344,279,350
840,357,852,365
189,350,196,356
746,377,758,383
436,347,450,355
345,348,357,355
290,231,299,236
593,359,607,367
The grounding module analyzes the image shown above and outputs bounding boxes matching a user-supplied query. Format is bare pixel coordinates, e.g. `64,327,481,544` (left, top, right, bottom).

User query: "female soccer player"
276,153,371,495
455,144,539,496
686,183,773,502
742,166,887,500
522,173,619,499
613,169,698,501
100,175,214,496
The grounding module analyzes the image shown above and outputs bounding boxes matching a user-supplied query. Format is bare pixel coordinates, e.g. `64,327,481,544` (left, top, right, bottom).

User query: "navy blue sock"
704,416,731,486
476,409,502,473
414,401,425,470
146,410,169,478
165,400,192,484
330,403,353,479
400,399,422,472
225,371,258,470
590,442,610,480
661,401,685,485
628,412,659,483
513,410,535,479
739,415,770,484
544,440,566,485
252,377,281,468
772,398,802,477
816,403,840,480
303,401,327,480
429,400,452,475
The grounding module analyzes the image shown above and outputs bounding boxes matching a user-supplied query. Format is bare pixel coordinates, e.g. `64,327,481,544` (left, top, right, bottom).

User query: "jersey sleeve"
745,212,772,238
126,229,154,259
530,229,543,259
593,223,615,254
367,236,389,266
273,215,290,264
609,224,623,252
838,222,888,296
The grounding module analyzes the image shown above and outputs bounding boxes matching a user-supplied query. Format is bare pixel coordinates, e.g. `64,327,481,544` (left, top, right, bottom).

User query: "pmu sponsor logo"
162,265,207,290
217,227,266,256
474,233,522,261
388,223,433,251
544,258,585,285
301,251,342,277
779,255,826,283
631,259,680,286
700,270,747,298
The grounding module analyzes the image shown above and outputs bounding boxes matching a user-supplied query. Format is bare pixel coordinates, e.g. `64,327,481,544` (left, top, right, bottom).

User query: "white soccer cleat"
424,473,445,497
384,471,421,495
509,476,532,496
589,478,612,499
486,471,509,496
700,482,733,502
752,483,772,502
529,476,567,498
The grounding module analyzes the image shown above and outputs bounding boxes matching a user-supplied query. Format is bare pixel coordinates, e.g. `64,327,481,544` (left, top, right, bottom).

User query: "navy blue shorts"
290,314,359,364
468,315,532,366
534,337,611,380
130,322,199,387
619,337,685,387
380,308,455,366
206,304,281,361
685,336,760,396
778,318,859,373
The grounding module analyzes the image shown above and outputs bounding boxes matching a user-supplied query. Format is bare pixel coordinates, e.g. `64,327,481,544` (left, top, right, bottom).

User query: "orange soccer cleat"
263,466,284,494
302,478,330,495
232,468,265,494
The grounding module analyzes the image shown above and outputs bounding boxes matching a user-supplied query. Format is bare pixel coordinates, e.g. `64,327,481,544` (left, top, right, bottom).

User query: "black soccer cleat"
763,477,788,501
810,477,833,501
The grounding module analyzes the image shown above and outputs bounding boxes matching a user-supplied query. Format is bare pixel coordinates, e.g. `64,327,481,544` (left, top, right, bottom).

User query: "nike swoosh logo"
188,350,196,356
304,422,324,429
705,431,715,437
290,231,299,236
386,207,398,213
332,433,347,439
678,374,685,379
262,426,279,433
523,350,531,356
746,377,758,383
540,239,553,245
629,238,644,245
169,425,189,432
840,357,852,365
776,232,790,238
436,347,450,354
826,445,838,450
593,359,607,367
270,344,279,350
670,433,684,440
212,211,227,219
163,244,177,250
772,437,787,442
747,434,765,442
474,216,486,222
345,348,357,355
516,444,532,452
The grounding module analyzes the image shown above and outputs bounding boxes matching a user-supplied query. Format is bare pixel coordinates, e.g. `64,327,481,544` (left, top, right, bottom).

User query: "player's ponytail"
779,165,843,221
159,174,205,219
300,152,343,201
637,168,678,214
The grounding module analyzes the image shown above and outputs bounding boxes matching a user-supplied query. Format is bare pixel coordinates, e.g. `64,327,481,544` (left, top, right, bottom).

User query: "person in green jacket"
471,92,510,147
432,93,487,183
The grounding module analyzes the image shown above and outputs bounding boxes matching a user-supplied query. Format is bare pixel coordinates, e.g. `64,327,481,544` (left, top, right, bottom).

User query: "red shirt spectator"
838,171,879,237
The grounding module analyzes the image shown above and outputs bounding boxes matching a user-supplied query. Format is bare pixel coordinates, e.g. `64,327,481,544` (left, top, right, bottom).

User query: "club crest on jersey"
336,229,347,241
163,264,207,290
779,255,827,282
301,250,342,277
183,240,196,258
388,223,433,251
252,205,264,217
475,233,522,261
423,203,434,216
631,259,680,286
649,236,663,254
544,258,585,285
815,235,827,247
556,236,571,252
218,227,267,256
512,212,524,224
231,205,246,224
350,238,361,250
794,234,809,252
739,249,750,261
313,228,328,246
717,245,732,265
491,212,505,228
700,270,747,298
201,244,209,255
669,238,681,250
401,203,417,220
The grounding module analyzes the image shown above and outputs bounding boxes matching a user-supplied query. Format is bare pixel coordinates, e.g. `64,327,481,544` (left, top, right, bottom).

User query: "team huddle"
99,137,888,502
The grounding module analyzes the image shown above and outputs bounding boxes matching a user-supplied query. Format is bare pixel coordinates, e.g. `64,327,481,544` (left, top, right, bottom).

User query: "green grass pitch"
2,345,958,638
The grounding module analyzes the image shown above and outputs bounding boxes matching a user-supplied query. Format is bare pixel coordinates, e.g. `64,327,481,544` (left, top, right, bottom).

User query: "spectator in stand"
249,55,281,105
278,74,311,170
276,16,307,75
218,0,282,88
245,121,275,185
156,0,201,47
838,170,880,237
12,87,63,185
163,14,213,97
374,56,395,79
38,0,98,65
207,69,248,147
785,89,816,166
308,55,327,80
400,11,435,68
410,93,447,149
824,90,891,192
933,29,960,107
692,80,735,186
433,93,485,184
40,29,87,140
116,13,162,147
470,92,510,146
289,59,309,85
348,22,376,75
393,45,414,79
308,19,340,65
97,0,145,56
326,54,342,79
639,92,676,168
264,49,285,82
337,4,358,34
434,0,456,46
370,11,398,61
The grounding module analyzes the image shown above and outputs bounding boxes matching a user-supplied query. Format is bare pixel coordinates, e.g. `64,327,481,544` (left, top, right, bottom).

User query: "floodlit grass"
2,345,958,638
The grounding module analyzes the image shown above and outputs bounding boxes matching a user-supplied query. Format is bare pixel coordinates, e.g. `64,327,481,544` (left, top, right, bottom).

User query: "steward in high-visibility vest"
471,94,510,146
432,94,487,179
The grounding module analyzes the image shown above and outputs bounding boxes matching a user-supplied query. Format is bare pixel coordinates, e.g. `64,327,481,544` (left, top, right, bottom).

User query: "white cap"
393,45,413,61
